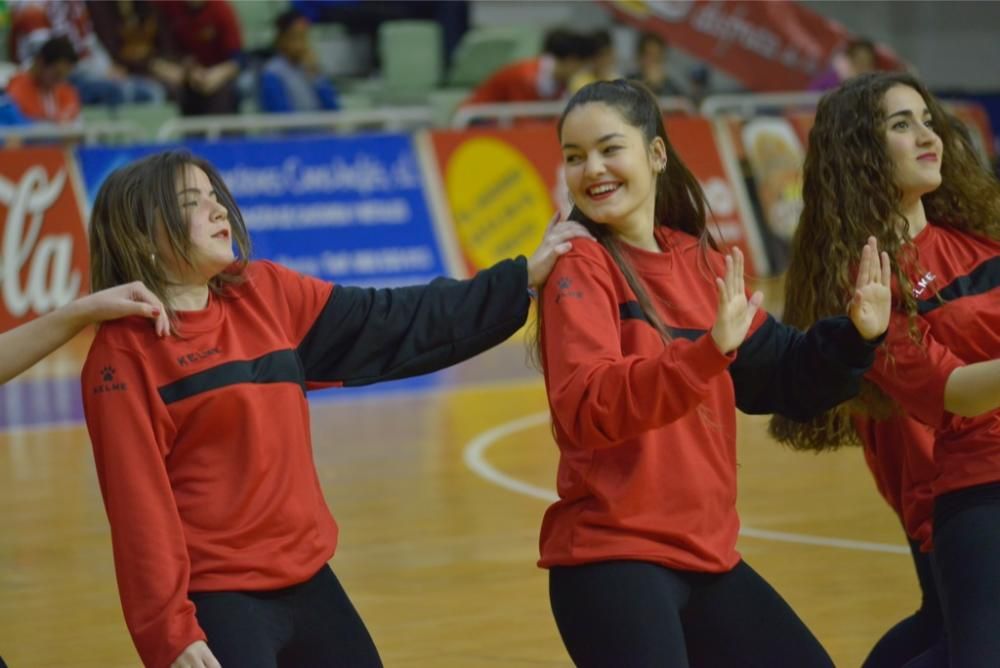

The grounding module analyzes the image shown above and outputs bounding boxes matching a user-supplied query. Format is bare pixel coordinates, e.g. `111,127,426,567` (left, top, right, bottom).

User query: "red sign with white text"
0,148,89,330
665,116,765,275
599,0,901,92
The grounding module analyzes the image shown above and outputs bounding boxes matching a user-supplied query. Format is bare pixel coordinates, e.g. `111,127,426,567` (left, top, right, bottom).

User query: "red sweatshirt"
867,221,1000,499
83,259,529,667
539,230,878,572
853,414,936,549
158,0,242,66
462,56,561,106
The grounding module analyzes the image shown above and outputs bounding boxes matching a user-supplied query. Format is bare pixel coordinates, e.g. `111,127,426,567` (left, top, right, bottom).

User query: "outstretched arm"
0,282,167,384
729,238,890,420
297,218,592,386
945,361,1000,417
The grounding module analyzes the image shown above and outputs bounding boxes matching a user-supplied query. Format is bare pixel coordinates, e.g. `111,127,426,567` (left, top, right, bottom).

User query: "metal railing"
0,119,146,144
451,96,697,129
155,107,436,141
699,91,824,118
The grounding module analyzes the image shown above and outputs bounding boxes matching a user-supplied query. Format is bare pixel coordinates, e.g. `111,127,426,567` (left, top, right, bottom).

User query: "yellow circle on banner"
444,137,553,270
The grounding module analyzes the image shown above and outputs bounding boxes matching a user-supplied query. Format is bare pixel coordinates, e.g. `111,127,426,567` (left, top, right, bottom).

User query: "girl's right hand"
710,247,764,354
170,641,221,668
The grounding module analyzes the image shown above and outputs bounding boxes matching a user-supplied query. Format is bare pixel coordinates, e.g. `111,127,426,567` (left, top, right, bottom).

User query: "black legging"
932,481,1000,668
549,559,834,667
862,538,947,668
189,564,382,668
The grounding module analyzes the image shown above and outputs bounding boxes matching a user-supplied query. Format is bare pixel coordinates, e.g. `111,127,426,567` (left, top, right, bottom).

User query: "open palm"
848,237,892,341
711,247,764,354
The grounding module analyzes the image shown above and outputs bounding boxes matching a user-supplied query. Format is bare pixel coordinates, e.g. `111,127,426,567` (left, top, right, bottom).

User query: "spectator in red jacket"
462,28,597,107
158,0,243,115
5,35,81,123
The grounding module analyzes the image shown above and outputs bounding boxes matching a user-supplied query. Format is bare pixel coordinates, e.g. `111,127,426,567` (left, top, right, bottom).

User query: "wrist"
526,258,539,290
56,297,93,332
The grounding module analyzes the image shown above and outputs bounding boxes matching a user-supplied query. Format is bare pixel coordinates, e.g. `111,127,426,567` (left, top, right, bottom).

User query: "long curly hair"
529,79,714,368
770,72,1000,451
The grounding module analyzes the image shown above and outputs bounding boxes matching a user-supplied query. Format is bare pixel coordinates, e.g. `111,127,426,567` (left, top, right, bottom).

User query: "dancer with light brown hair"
82,149,590,668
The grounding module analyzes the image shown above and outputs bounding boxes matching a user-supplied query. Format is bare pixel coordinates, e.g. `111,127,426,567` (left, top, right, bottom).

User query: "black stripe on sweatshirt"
618,300,704,341
917,255,1000,315
158,349,306,405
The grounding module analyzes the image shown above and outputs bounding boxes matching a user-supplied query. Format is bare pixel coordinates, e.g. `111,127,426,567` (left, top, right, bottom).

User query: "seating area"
0,0,554,139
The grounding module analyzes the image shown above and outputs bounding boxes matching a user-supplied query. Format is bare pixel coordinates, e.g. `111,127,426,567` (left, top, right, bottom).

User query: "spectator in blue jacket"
259,9,338,113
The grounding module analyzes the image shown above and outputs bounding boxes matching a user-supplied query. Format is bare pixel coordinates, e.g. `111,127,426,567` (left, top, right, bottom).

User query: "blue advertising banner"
77,134,449,288
75,134,456,402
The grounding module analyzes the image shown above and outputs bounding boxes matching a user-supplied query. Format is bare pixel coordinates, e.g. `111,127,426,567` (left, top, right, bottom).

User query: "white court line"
463,410,909,556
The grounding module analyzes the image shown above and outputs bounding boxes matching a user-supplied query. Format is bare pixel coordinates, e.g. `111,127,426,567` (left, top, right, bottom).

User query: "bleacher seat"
0,61,16,88
311,22,364,77
427,88,469,127
81,102,178,140
377,20,442,104
233,0,288,56
447,26,542,88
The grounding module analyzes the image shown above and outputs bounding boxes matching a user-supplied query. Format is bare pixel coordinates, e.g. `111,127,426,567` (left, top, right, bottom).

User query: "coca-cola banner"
0,147,89,330
598,0,901,92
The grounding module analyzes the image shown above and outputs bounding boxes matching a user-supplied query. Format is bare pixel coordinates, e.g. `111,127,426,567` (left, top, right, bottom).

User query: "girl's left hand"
848,236,892,341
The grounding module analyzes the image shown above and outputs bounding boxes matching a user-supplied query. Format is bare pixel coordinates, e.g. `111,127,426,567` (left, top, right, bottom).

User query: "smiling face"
882,84,944,203
158,163,235,285
559,102,665,238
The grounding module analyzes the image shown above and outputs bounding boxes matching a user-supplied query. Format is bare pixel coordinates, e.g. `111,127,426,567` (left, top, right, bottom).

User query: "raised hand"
710,247,764,354
170,640,221,668
526,211,595,288
848,236,892,341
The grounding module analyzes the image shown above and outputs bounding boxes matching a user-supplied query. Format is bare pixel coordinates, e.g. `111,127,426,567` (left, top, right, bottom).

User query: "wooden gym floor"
0,329,918,667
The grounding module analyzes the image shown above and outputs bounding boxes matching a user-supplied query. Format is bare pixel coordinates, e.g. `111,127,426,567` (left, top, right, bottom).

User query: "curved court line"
463,411,909,556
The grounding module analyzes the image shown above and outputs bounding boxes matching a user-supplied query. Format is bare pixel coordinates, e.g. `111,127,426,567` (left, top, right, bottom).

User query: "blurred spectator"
158,0,243,116
686,64,711,107
9,0,163,106
87,0,181,101
0,94,32,126
4,35,80,123
809,37,878,91
627,31,684,97
569,29,621,93
259,10,339,113
462,28,597,106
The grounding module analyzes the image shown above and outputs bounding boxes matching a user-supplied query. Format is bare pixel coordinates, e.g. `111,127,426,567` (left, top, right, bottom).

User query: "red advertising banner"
429,126,565,275
599,0,901,92
665,116,765,275
0,147,90,330
427,117,765,275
